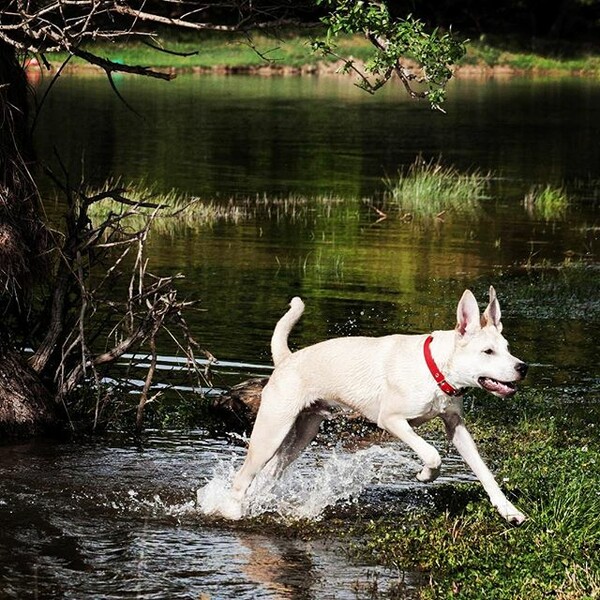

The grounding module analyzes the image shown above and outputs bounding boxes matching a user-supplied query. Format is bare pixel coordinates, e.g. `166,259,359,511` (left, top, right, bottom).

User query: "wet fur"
216,288,528,524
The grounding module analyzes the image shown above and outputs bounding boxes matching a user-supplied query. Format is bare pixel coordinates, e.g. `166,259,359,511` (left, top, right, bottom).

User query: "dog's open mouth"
478,376,517,397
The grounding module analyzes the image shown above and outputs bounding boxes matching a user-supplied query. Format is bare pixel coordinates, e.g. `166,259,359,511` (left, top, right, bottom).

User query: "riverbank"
343,385,600,599
37,31,600,79
284,349,600,598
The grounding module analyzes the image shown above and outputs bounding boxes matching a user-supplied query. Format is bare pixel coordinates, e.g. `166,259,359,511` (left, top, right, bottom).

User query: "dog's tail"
271,296,305,366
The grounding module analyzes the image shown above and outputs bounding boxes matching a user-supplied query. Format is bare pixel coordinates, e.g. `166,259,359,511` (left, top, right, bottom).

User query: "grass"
523,184,570,221
86,180,352,234
41,30,600,76
46,29,372,72
344,389,600,599
384,156,491,217
463,39,600,74
86,180,248,233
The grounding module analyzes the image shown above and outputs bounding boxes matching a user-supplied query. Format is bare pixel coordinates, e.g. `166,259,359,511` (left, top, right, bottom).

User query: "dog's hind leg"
222,384,305,519
223,419,294,519
262,410,325,478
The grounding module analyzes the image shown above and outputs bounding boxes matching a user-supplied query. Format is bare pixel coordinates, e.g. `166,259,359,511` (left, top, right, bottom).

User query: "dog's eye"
483,348,494,355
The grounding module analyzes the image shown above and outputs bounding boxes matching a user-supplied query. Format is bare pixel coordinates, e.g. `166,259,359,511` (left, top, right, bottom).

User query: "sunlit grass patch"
346,388,600,599
523,184,569,220
384,156,490,217
50,32,313,70
47,29,373,72
462,40,600,74
86,181,353,234
44,31,600,75
86,180,248,232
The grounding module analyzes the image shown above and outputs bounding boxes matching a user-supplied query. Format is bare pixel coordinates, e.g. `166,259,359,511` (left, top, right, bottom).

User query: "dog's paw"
196,486,244,520
497,502,527,526
506,510,527,526
416,466,440,483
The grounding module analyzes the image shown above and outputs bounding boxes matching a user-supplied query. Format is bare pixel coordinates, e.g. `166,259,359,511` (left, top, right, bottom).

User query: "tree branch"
72,47,175,81
112,4,242,32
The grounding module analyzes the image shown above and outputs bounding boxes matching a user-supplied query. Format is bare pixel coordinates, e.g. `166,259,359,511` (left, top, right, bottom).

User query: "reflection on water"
0,431,448,598
34,74,600,197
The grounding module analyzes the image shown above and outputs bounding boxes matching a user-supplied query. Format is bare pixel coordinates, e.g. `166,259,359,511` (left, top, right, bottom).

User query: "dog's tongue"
479,377,516,397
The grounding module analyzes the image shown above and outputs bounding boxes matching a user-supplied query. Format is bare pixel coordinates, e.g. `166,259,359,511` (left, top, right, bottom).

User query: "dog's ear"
482,285,503,332
456,289,480,336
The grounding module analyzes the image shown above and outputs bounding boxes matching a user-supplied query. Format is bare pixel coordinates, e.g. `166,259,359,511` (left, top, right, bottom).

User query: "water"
0,430,467,598
33,73,600,383
3,72,599,597
33,74,600,196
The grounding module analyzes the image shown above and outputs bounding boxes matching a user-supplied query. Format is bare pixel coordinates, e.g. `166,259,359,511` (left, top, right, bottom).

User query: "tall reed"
523,184,569,220
384,156,490,217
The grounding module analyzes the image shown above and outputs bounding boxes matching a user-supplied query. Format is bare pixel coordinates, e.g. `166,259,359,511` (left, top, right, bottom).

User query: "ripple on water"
0,431,466,598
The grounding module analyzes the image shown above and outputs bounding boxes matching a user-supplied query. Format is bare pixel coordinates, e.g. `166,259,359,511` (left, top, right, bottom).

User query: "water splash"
197,444,419,521
195,455,243,518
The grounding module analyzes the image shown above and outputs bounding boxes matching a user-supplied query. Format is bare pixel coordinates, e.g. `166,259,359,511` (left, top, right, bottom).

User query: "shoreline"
27,31,600,81
28,56,600,81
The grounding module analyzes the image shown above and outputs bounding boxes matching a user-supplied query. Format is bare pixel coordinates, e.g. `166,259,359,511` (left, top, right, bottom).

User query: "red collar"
423,335,464,397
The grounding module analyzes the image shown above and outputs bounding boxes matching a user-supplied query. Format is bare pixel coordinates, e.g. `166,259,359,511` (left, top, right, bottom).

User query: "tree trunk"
0,352,59,437
0,41,59,437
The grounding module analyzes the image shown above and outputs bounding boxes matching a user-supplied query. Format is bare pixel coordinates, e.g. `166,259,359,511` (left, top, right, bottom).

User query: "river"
0,72,598,598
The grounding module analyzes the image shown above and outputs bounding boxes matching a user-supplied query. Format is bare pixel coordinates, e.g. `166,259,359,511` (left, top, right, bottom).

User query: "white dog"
217,287,528,524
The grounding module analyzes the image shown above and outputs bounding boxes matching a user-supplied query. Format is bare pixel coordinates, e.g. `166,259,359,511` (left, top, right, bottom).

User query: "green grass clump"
385,156,490,217
86,181,354,235
524,184,569,220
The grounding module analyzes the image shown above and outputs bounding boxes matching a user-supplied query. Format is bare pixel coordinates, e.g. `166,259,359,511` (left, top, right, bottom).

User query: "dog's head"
449,287,528,397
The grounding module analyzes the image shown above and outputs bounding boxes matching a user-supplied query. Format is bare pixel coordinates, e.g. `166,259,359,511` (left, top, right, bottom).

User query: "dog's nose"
516,362,528,378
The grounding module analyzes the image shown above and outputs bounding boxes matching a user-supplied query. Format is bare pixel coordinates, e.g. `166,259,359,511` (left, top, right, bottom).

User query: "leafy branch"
312,0,466,111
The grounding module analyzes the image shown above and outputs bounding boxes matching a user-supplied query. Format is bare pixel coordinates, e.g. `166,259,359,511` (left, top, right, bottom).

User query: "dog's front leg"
441,412,526,525
380,416,442,482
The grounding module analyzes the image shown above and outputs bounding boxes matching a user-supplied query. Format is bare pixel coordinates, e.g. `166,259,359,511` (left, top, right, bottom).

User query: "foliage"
384,156,490,217
523,184,569,221
312,0,466,111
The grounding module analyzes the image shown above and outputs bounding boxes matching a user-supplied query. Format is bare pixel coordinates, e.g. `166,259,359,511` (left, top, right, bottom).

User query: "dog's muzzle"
478,362,528,398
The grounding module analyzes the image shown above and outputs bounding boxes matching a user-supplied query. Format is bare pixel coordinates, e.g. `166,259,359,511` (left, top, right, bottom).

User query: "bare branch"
112,4,242,32
27,172,209,432
72,47,175,81
136,326,158,433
